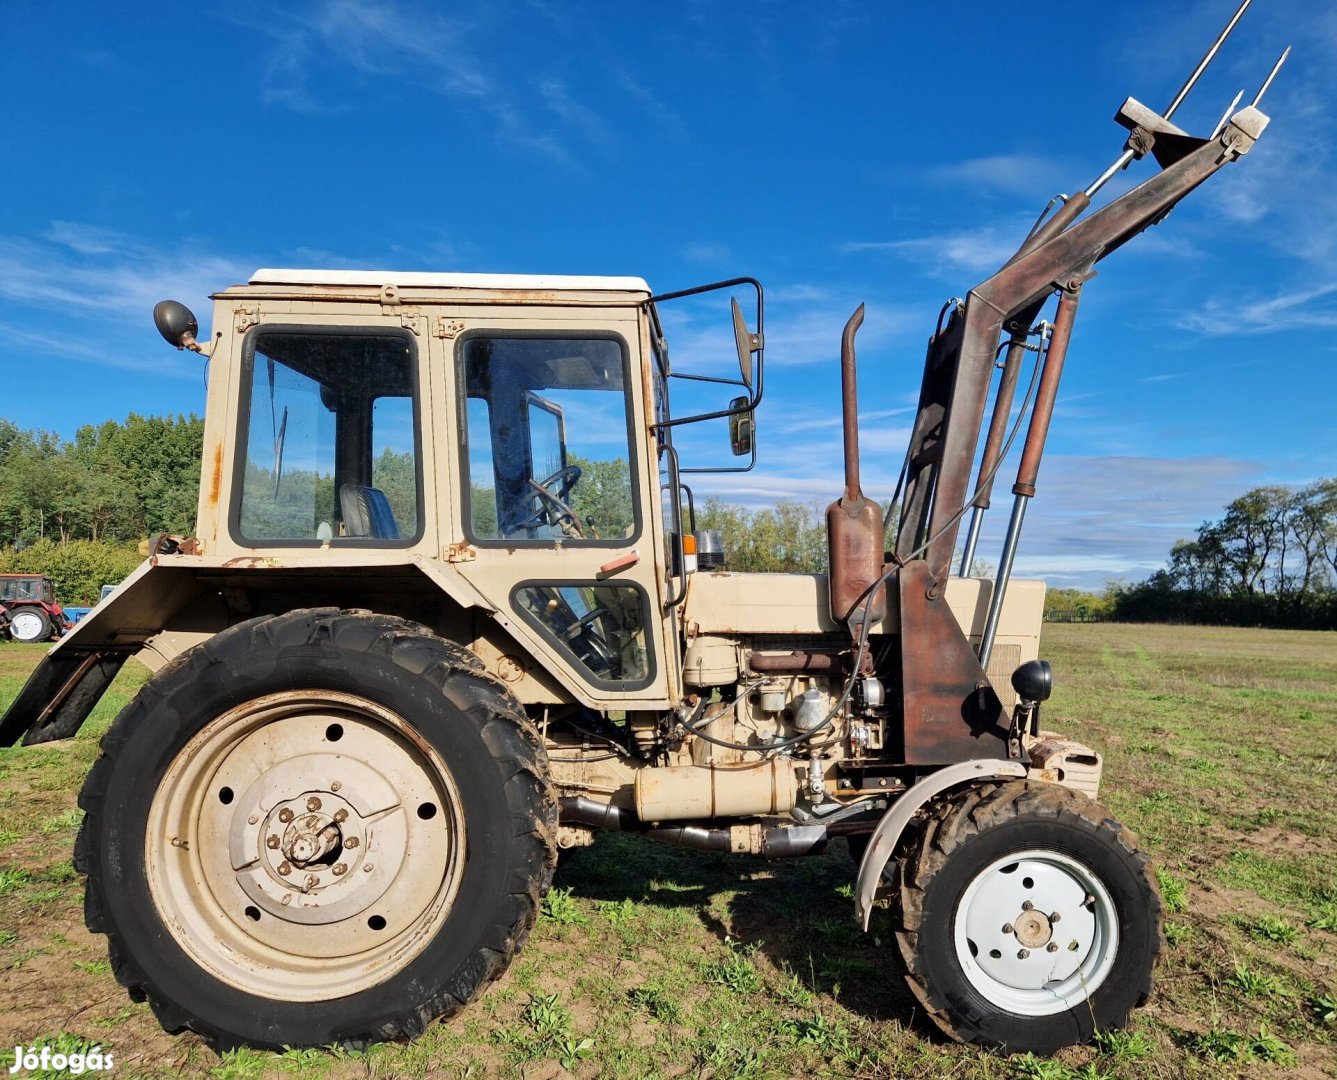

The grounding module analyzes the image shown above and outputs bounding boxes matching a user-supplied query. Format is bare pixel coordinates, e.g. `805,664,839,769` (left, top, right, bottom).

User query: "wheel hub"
229,756,410,926
1012,908,1053,949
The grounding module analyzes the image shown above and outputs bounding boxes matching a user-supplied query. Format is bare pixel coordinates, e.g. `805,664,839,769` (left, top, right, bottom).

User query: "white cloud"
927,154,1074,198
679,242,732,265
1178,282,1337,335
0,228,248,329
842,224,1024,277
242,0,613,166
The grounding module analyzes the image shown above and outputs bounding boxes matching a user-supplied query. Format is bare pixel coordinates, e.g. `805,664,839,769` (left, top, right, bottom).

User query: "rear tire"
9,608,51,642
76,609,557,1049
894,781,1162,1054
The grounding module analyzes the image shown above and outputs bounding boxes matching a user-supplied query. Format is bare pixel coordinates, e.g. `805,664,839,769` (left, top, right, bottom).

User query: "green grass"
1,625,1336,1078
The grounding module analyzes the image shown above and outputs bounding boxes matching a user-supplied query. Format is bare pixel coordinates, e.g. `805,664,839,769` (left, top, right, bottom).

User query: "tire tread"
77,608,557,1049
891,780,1163,1050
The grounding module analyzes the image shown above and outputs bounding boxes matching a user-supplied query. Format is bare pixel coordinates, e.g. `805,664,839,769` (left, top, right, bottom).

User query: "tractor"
0,2,1284,1056
0,574,68,643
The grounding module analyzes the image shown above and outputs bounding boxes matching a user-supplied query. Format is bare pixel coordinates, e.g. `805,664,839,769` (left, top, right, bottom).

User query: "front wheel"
76,609,557,1049
894,781,1162,1054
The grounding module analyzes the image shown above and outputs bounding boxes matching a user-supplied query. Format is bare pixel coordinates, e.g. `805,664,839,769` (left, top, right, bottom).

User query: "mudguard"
854,758,1026,930
0,558,185,746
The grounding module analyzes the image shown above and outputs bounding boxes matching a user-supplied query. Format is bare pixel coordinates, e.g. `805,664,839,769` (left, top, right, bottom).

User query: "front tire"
894,781,1162,1054
76,609,557,1049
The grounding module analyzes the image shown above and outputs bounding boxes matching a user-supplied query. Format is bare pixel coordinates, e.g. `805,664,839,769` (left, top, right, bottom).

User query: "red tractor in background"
0,574,68,643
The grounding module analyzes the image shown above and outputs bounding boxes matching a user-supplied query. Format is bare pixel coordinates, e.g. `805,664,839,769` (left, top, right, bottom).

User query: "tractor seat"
339,484,400,540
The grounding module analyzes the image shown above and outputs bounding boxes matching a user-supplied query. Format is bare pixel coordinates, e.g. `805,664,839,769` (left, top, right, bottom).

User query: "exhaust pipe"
559,797,828,858
826,304,887,638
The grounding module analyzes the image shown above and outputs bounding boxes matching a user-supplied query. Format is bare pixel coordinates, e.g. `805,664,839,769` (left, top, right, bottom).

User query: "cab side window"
461,336,637,544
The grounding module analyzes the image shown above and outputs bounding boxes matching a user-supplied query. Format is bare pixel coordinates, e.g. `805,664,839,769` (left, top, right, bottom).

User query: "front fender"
854,758,1027,930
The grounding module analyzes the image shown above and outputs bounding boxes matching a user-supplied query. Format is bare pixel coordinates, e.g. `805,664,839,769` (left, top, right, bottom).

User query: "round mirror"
153,300,199,349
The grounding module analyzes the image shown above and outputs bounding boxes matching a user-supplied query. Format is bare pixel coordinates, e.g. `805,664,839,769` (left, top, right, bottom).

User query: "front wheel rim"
952,849,1120,1016
145,690,466,1001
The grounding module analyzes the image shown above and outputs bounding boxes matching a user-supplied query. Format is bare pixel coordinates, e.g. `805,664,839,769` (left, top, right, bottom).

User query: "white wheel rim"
10,611,44,640
145,691,465,1001
952,849,1119,1016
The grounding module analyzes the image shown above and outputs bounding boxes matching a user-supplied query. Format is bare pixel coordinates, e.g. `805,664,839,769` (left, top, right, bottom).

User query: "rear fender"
0,559,206,746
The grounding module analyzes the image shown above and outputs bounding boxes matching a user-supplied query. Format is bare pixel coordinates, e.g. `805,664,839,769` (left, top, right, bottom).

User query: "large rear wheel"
9,607,51,642
76,609,557,1049
894,781,1162,1053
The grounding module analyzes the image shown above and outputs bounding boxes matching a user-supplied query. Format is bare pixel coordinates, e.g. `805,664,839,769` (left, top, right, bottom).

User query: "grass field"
1,623,1335,1079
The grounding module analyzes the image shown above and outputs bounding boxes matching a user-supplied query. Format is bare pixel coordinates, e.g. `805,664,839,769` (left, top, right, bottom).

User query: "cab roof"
248,269,653,293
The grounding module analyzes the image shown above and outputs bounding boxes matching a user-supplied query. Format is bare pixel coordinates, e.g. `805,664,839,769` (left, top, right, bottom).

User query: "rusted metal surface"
748,650,841,674
973,334,1028,512
896,106,1268,585
826,305,886,633
208,443,223,507
1014,288,1082,498
896,561,1011,765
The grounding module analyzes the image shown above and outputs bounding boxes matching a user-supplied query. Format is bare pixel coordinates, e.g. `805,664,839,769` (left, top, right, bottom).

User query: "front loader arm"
886,97,1271,766
897,105,1270,583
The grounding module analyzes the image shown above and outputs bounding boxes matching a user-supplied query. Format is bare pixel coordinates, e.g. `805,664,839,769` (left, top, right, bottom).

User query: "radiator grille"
985,643,1022,711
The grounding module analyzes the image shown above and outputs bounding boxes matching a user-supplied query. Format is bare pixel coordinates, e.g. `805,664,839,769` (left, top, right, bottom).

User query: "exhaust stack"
827,304,886,638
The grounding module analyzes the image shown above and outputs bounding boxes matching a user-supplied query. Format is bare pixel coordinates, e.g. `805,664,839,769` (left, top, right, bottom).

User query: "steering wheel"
513,465,584,536
565,604,616,674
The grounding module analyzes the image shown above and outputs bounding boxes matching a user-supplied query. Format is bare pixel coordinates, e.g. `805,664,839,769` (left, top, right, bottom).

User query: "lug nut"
333,809,348,824
278,808,294,823
330,781,342,792
1002,923,1014,934
1018,949,1030,959
307,796,322,811
266,835,280,849
345,836,359,849
1050,911,1062,923
1047,942,1059,953
304,874,318,891
1021,900,1034,912
332,864,347,877
278,862,292,875
363,863,374,873
1069,940,1080,951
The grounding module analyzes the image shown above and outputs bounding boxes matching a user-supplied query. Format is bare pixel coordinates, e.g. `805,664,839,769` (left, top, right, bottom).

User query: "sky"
2,0,1333,591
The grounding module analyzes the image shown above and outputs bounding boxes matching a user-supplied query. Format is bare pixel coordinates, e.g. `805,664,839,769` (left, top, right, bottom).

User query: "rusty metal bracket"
234,306,259,334
897,561,1010,765
433,317,466,339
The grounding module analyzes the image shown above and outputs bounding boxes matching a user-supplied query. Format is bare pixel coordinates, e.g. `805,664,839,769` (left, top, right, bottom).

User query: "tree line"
5,414,1334,629
1109,481,1337,630
0,415,203,547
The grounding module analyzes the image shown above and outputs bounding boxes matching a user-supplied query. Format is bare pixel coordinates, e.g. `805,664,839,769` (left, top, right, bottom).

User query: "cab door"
430,304,674,709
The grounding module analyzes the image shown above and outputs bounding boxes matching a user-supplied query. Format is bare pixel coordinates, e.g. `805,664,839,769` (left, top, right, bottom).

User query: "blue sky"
2,1,1332,590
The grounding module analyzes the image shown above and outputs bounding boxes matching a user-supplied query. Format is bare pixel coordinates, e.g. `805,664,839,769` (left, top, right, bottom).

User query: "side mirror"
728,396,753,456
731,297,757,389
153,300,200,351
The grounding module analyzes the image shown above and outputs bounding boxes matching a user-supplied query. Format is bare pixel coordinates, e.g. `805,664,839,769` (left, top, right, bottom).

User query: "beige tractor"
0,4,1282,1055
